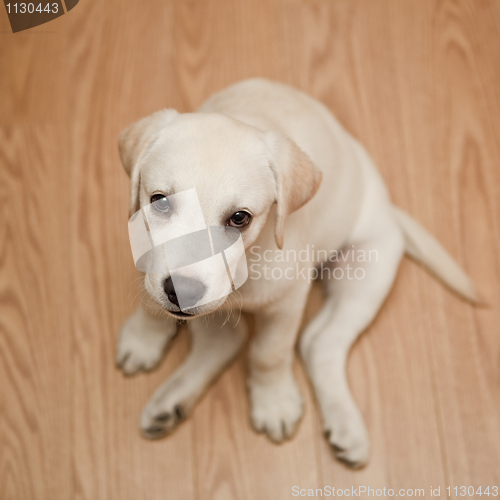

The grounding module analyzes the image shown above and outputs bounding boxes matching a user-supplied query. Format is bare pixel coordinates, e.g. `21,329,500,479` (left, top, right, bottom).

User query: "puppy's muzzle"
164,276,206,309
128,188,248,311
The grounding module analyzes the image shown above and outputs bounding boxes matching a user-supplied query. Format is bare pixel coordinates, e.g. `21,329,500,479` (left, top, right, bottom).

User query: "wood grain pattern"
1,1,499,499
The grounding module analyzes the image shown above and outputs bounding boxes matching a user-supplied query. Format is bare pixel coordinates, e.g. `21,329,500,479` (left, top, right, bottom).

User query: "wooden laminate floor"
1,1,500,499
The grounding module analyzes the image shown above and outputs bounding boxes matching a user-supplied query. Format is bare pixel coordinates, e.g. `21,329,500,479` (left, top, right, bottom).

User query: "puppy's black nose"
163,276,179,306
163,276,206,309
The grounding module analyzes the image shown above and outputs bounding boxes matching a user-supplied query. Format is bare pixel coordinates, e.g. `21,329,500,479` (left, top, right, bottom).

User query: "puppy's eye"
150,194,170,213
228,211,251,228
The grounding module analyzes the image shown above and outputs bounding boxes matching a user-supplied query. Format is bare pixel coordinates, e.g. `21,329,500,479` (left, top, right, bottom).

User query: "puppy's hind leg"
300,209,404,468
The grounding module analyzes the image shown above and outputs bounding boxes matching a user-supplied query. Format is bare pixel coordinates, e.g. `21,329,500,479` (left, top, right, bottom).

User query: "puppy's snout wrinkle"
163,276,206,309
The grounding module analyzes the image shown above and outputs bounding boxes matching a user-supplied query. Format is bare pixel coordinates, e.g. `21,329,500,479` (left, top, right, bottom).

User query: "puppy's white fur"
116,79,480,467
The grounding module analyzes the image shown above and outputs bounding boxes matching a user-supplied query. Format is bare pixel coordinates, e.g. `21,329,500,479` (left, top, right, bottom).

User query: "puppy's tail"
392,206,484,305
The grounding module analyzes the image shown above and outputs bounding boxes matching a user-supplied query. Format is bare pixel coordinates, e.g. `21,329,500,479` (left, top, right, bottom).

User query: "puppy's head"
120,110,322,319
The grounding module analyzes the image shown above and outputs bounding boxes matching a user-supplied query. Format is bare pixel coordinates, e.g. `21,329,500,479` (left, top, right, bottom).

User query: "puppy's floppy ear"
119,109,178,216
265,130,323,249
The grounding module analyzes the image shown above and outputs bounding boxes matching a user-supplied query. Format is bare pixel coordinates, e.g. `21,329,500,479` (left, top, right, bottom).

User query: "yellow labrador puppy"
116,78,479,468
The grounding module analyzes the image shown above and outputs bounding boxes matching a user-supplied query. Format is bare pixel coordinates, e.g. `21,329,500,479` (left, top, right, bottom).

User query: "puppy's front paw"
323,407,370,468
140,377,197,439
116,311,176,376
249,375,303,443
140,402,186,440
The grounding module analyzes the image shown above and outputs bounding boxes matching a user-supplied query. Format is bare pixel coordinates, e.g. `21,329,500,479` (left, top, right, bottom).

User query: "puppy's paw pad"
154,412,171,422
249,377,303,443
141,425,167,439
140,400,187,439
323,421,370,468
